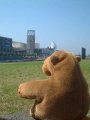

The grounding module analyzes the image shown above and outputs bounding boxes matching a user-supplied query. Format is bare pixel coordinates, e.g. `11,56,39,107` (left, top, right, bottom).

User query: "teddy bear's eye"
51,56,60,65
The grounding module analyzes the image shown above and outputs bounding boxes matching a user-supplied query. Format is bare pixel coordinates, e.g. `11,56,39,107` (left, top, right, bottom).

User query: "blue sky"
0,0,90,55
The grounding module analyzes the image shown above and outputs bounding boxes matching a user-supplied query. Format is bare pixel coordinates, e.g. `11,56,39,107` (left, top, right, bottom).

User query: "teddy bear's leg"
30,101,36,118
30,100,43,120
32,101,48,120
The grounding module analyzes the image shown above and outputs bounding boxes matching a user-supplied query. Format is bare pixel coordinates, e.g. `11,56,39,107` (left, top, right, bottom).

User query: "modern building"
82,48,86,59
0,30,56,59
12,41,27,55
12,41,26,50
0,36,12,54
27,30,35,54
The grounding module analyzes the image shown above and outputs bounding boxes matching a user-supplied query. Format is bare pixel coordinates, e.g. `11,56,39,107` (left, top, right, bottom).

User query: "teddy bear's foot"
33,116,42,120
30,108,42,120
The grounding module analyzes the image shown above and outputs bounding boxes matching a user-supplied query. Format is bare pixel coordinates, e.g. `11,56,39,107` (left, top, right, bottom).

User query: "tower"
27,30,35,54
82,48,86,59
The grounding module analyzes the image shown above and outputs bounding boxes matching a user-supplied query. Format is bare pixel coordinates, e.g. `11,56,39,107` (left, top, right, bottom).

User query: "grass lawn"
0,60,90,116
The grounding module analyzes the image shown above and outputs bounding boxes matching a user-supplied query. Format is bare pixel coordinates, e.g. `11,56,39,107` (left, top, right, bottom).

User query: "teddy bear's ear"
76,56,81,62
51,56,60,65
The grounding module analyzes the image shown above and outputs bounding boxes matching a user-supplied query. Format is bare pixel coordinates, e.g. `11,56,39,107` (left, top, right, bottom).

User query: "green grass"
0,60,90,116
80,60,90,86
0,61,46,116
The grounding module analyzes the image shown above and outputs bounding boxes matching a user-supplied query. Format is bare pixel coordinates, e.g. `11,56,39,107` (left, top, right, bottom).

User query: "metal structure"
27,30,35,54
49,41,57,50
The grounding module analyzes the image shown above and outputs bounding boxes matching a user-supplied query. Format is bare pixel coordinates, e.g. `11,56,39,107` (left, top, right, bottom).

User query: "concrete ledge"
0,110,34,120
1,110,90,120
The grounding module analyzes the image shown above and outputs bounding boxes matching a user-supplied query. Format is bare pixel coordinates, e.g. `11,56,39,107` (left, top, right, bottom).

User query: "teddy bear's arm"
18,80,47,100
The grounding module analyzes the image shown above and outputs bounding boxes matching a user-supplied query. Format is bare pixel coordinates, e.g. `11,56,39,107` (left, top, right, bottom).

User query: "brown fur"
18,50,90,120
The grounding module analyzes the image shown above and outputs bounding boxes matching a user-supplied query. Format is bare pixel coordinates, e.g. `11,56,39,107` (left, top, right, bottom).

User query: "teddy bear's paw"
18,83,29,98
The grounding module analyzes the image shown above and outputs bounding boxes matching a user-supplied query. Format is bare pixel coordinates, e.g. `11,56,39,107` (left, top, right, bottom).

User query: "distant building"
41,48,54,56
27,30,35,54
82,48,86,59
12,41,27,55
35,43,40,49
0,36,12,53
34,47,54,57
12,41,26,50
0,30,56,59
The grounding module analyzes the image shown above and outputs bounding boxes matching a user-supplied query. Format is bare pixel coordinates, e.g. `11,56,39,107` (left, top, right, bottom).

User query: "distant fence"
0,56,24,62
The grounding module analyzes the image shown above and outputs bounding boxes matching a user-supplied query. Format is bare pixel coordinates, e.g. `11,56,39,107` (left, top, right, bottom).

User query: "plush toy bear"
18,50,90,120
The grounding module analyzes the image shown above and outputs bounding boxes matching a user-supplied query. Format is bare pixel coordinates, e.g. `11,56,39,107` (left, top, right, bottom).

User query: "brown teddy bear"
18,50,90,120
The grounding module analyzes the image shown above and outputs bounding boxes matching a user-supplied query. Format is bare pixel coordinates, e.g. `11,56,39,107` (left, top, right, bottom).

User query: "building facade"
82,48,86,59
27,30,35,54
35,43,40,49
0,36,12,54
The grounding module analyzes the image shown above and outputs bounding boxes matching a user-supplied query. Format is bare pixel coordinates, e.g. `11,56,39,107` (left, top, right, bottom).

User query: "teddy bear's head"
42,50,81,76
